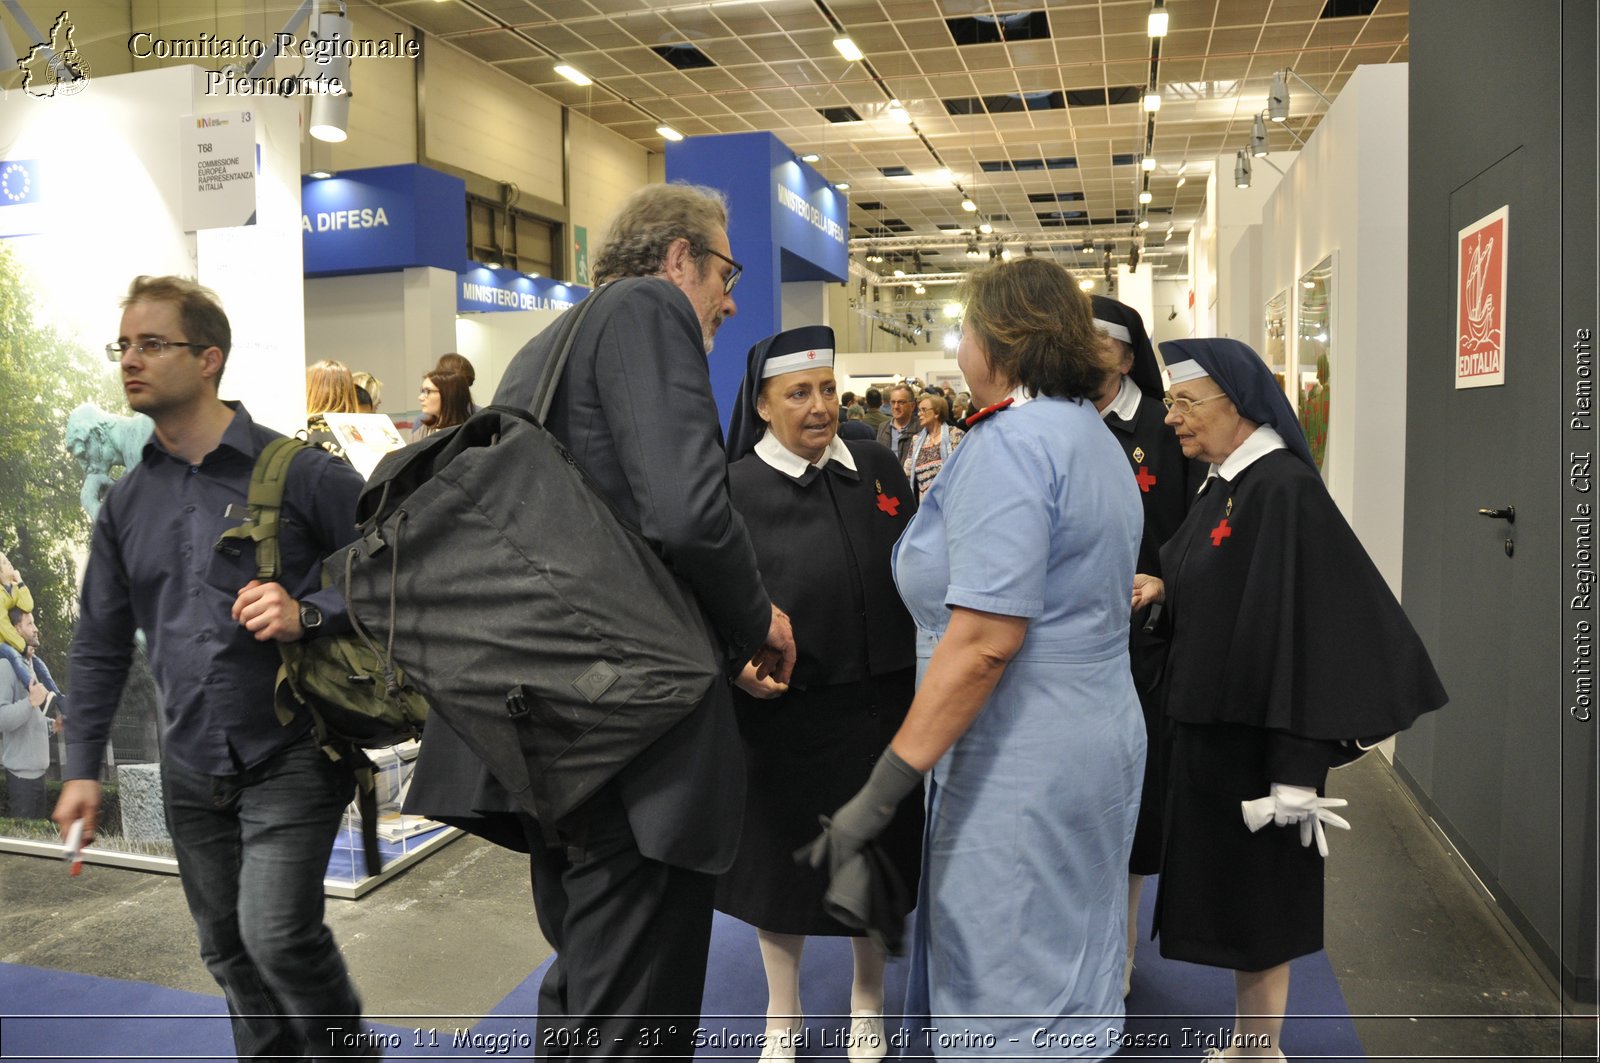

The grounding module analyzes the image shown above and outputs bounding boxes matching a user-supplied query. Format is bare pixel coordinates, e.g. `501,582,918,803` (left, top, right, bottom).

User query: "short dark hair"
122,275,232,384
865,388,883,408
591,183,730,285
840,391,856,407
958,258,1110,400
7,606,24,627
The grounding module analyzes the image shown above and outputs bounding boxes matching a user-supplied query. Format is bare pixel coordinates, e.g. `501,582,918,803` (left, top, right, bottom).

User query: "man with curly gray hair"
407,182,795,1060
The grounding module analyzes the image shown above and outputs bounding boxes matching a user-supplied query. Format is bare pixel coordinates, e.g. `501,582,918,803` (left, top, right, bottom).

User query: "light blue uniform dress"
892,394,1145,1060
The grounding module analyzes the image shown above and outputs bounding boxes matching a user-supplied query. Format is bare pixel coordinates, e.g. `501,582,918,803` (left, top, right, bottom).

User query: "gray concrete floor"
1,755,1594,1061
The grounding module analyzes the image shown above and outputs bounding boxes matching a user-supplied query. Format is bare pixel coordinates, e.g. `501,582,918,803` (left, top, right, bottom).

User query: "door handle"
1477,506,1515,523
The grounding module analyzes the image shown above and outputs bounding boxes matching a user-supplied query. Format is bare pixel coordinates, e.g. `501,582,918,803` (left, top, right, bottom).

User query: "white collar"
1212,424,1287,482
1101,375,1141,422
754,430,857,480
1004,384,1034,407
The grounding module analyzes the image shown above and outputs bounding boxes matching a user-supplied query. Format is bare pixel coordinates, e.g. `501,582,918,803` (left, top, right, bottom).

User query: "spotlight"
307,3,353,143
887,100,911,124
961,197,978,212
893,268,906,277
1250,114,1269,157
1000,247,1012,261
1138,219,1150,230
1139,190,1153,204
1269,71,1290,122
1234,150,1252,188
1147,0,1169,38
308,169,333,179
835,182,850,190
1143,87,1162,113
1176,175,1187,189
914,283,926,294
1142,155,1157,172
966,241,981,259
554,64,592,86
978,221,993,234
800,152,821,162
1078,278,1095,291
657,125,684,141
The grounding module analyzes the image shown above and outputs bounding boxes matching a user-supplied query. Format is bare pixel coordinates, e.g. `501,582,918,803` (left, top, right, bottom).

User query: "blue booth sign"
458,266,589,313
666,132,849,425
302,164,465,276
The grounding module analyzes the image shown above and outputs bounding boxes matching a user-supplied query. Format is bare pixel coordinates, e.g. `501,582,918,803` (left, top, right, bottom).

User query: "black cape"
1159,447,1447,741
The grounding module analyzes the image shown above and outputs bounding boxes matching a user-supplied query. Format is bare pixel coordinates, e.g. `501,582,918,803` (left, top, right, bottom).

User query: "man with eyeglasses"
405,182,795,1061
54,276,374,1059
875,384,919,465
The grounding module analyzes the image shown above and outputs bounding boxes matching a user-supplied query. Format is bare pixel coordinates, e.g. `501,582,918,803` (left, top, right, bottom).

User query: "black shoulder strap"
215,437,309,581
529,282,613,422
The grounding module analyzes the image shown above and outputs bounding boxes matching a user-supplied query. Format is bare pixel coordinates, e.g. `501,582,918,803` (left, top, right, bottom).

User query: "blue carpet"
0,882,1364,1061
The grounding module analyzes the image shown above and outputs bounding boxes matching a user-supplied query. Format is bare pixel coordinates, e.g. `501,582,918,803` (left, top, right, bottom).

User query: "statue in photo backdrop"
65,403,154,520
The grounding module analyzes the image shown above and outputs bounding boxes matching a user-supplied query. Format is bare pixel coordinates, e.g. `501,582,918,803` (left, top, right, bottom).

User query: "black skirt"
1127,679,1171,875
714,668,923,936
1153,722,1325,970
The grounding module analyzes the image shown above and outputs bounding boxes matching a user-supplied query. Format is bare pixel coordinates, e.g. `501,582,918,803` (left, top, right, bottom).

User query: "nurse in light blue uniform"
805,258,1145,1061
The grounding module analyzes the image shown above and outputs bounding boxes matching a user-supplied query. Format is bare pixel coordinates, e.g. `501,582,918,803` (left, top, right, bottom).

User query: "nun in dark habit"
1089,295,1207,995
1132,338,1447,1061
718,326,924,1063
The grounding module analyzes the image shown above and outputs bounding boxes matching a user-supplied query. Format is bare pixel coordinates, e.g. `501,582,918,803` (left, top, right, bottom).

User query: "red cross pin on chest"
1210,518,1234,547
1135,466,1157,493
876,492,901,516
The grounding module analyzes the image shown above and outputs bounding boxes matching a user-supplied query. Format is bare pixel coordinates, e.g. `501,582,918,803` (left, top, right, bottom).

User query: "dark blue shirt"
66,403,364,778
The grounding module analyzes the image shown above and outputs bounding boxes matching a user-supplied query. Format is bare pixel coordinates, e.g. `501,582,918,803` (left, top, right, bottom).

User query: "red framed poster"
1455,204,1509,389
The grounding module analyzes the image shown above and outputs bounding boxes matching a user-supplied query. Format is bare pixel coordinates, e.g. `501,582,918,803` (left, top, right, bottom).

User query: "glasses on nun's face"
1161,391,1229,416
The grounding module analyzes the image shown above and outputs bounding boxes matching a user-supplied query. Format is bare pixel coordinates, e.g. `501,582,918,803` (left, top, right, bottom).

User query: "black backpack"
216,438,430,873
332,285,722,830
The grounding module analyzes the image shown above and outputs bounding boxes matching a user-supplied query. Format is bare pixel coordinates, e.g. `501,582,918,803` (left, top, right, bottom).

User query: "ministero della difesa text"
128,31,418,95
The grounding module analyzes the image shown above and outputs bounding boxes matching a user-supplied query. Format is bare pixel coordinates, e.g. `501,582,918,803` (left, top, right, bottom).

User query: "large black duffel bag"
333,288,720,826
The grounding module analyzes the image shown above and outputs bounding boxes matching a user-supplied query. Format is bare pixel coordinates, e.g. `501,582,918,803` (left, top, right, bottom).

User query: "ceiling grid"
379,0,1407,277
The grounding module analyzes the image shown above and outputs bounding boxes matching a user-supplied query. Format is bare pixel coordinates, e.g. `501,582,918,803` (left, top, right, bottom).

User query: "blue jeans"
162,733,374,1061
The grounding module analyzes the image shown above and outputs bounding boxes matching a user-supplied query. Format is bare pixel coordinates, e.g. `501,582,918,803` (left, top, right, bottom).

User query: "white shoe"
846,1012,886,1063
760,1028,800,1063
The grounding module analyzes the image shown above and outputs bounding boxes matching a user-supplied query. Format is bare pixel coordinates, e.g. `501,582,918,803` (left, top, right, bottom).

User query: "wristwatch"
299,601,324,635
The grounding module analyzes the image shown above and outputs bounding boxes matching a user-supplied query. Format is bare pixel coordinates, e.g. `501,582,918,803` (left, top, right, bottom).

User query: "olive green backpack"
215,437,430,872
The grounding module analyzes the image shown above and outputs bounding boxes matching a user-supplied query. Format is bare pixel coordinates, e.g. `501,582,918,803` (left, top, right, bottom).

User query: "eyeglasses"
698,246,743,294
105,338,211,361
419,387,440,396
1161,391,1230,415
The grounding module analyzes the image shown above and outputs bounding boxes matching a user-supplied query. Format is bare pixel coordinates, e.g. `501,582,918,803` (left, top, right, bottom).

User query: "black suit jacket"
408,277,771,874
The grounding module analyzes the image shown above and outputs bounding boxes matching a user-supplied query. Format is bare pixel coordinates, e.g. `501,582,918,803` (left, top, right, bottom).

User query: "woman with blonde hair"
306,359,359,416
304,359,358,458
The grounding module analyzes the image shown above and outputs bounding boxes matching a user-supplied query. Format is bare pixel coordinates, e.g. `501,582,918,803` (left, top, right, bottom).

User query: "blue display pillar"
666,132,849,425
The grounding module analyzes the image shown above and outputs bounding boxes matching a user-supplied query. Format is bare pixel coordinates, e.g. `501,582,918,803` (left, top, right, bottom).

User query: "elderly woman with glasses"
806,258,1145,1058
1133,338,1447,1062
901,393,963,502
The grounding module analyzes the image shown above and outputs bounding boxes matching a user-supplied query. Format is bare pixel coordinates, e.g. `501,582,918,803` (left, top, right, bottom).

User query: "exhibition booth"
0,68,453,896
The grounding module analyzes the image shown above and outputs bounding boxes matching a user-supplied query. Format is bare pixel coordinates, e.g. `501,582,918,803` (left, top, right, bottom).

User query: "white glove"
1240,784,1350,857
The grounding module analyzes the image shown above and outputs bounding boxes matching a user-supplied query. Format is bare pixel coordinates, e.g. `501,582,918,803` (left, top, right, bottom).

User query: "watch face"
300,603,323,630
